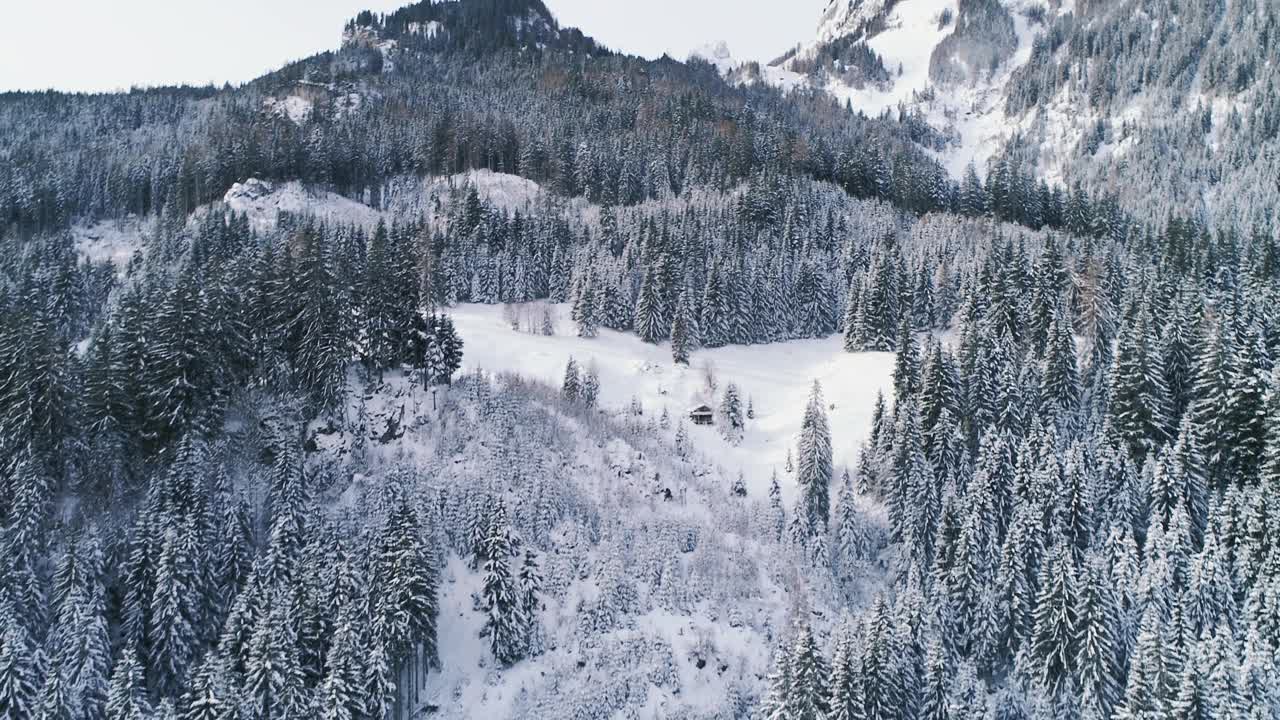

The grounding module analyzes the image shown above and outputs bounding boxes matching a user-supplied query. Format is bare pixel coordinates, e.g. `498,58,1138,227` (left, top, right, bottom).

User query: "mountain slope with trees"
0,0,1277,718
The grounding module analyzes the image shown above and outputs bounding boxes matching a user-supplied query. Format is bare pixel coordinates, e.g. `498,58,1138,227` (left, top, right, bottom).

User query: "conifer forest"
1,0,1279,718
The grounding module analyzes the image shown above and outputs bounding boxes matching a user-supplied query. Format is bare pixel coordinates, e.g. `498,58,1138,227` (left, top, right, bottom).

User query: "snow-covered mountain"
747,0,1280,230
6,2,1280,720
750,0,1068,181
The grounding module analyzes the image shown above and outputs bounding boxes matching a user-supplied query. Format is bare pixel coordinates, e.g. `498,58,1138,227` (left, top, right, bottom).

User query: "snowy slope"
450,303,895,504
742,0,1068,179
807,0,956,118
71,216,151,274
308,307,895,718
220,178,385,233
69,172,553,269
262,95,313,125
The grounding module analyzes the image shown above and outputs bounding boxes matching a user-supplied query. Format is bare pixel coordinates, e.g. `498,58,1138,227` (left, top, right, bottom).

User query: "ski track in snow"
450,303,895,506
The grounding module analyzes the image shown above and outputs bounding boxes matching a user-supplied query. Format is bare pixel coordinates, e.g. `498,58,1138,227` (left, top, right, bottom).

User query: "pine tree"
1186,317,1233,479
149,519,199,698
480,501,526,667
892,316,920,402
518,550,544,658
699,264,730,348
828,624,863,720
317,620,363,720
1041,306,1080,420
633,262,666,343
768,470,786,541
1031,544,1078,695
842,281,864,353
0,609,38,720
671,292,692,365
105,648,152,720
761,646,794,720
1107,306,1172,458
1224,323,1268,482
835,477,869,581
375,500,440,670
574,276,600,338
436,314,464,384
796,381,833,537
1075,554,1122,719
1262,365,1280,495
412,314,446,389
179,656,230,720
786,622,831,720
1116,607,1176,720
243,597,307,720
580,366,600,409
1169,647,1210,720
36,663,75,720
919,637,948,720
719,382,745,445
561,357,580,403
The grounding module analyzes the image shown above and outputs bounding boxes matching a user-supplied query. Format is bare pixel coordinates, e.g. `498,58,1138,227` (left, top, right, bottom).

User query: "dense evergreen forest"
0,0,1278,719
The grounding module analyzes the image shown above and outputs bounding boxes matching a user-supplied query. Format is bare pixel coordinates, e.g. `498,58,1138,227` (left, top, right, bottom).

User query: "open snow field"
451,303,895,505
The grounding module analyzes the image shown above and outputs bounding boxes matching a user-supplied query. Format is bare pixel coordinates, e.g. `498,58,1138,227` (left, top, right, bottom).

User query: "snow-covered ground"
70,171,557,276
451,303,895,503
221,178,386,233
263,95,313,125
71,216,150,275
419,170,548,214
817,0,956,118
316,302,894,717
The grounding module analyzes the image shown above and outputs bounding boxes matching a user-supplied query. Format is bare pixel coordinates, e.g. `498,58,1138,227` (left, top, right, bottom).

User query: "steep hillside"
754,0,1280,230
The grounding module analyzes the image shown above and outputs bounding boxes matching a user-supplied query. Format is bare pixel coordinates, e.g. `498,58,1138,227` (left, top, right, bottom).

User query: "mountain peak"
689,41,742,74
816,0,898,45
343,0,602,56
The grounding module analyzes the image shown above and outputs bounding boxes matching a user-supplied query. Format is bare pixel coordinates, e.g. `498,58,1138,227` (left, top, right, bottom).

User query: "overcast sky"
0,0,826,93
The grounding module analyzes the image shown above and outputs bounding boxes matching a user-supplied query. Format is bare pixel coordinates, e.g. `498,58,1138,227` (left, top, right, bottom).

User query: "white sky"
0,0,827,93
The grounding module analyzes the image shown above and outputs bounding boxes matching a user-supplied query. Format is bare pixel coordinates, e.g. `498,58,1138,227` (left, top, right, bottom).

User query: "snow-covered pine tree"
719,382,745,445
561,357,580,403
827,623,863,720
573,276,600,338
375,499,440,673
633,262,667,344
1107,305,1172,458
699,264,729,349
892,315,921,402
581,366,600,409
670,292,692,365
480,501,526,667
796,381,834,538
768,470,786,542
518,549,544,657
786,622,831,719
104,647,152,720
0,607,39,720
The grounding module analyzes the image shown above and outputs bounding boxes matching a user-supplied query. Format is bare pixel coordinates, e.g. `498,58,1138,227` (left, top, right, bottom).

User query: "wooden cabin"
689,404,715,426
